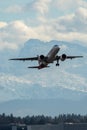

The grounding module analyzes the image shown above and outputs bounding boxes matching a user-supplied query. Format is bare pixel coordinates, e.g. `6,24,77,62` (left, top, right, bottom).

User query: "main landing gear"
56,60,59,66
56,63,59,66
56,56,60,66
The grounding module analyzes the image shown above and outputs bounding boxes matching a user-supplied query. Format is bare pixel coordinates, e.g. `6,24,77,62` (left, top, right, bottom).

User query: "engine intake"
60,54,67,61
40,55,45,60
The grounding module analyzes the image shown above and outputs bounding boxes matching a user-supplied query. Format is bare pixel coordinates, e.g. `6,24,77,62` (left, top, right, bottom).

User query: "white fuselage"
47,45,60,63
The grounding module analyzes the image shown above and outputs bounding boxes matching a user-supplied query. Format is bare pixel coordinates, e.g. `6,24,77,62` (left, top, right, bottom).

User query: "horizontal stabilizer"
28,65,50,69
28,66,39,69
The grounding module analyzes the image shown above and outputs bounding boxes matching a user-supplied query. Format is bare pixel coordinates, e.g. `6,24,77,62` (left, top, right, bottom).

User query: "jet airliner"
10,45,83,69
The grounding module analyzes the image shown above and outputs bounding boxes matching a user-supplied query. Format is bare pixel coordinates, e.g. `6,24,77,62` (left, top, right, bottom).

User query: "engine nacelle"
40,55,45,60
60,54,67,61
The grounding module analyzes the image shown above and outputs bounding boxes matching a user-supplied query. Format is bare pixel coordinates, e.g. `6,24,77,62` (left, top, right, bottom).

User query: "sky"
0,0,87,104
0,0,87,51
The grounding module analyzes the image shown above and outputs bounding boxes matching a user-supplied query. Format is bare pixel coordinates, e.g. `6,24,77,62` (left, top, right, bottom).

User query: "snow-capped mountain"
0,39,87,115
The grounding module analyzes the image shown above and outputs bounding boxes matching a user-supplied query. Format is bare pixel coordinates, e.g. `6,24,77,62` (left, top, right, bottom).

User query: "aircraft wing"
10,57,38,61
55,55,83,62
66,56,83,59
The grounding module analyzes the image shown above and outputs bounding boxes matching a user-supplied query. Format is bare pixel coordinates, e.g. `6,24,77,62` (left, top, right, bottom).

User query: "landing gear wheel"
56,63,59,66
56,56,60,66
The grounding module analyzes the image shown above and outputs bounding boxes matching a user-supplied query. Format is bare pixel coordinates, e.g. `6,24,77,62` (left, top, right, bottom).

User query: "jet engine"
40,55,45,60
60,54,67,61
38,55,47,67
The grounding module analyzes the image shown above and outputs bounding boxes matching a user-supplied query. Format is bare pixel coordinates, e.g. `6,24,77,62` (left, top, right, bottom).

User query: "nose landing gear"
56,59,59,66
56,56,60,66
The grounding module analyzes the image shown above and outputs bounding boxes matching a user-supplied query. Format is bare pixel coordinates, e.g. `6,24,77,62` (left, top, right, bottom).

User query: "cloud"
24,0,52,17
1,16,87,51
5,5,23,13
1,0,87,51
0,20,38,50
74,7,87,30
46,7,87,43
53,7,87,33
0,40,18,50
5,0,52,16
53,0,87,11
32,0,52,15
0,22,7,28
5,0,87,16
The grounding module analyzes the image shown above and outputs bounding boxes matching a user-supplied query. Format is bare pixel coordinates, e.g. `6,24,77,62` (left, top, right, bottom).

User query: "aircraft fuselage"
47,45,60,63
38,45,60,68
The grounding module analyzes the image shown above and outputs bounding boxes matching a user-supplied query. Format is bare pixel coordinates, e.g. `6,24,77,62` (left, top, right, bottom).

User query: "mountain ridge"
0,98,87,116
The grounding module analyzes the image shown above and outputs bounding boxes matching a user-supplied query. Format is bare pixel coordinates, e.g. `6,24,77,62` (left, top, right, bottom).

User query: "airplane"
9,45,83,69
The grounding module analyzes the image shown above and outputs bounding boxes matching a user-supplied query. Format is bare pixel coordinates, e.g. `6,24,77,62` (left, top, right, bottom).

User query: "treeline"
0,113,87,125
